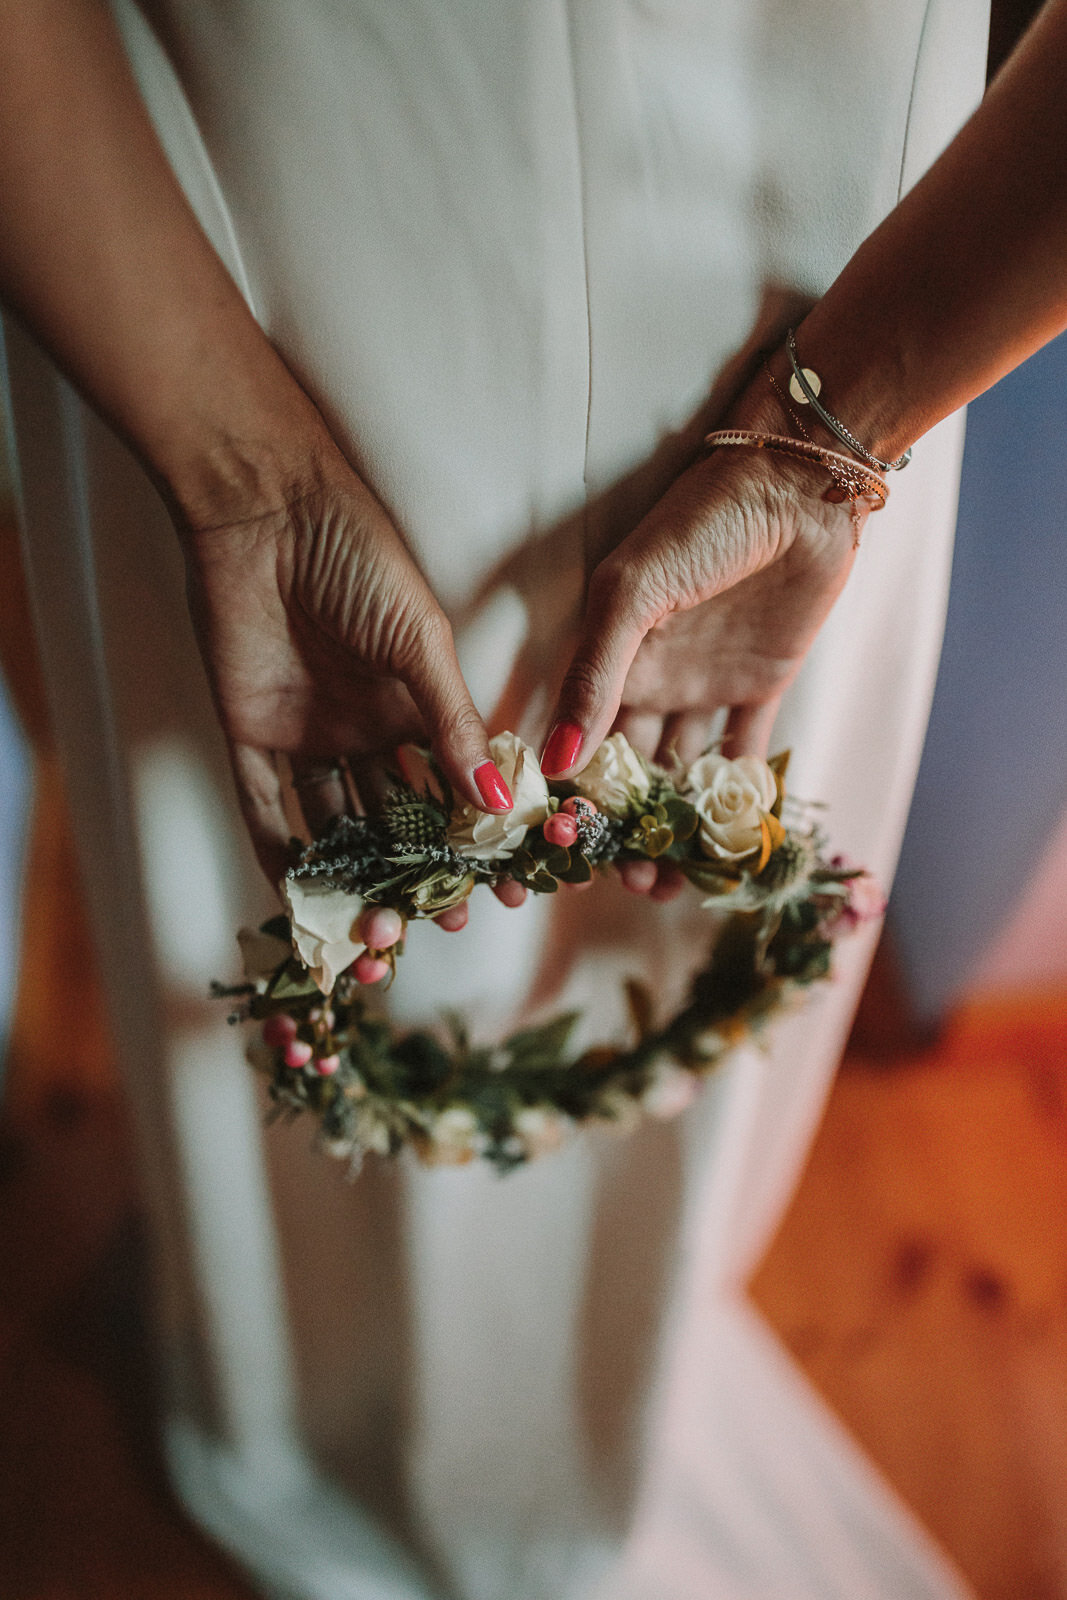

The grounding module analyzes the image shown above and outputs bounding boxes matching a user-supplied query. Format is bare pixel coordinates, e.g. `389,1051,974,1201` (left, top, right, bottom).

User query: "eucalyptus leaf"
555,852,593,885
269,967,322,1002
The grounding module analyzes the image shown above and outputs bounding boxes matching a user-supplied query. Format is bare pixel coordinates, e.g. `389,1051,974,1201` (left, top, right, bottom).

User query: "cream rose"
574,733,651,817
424,1105,484,1165
513,1105,571,1158
448,732,550,860
641,1058,701,1121
281,877,362,995
686,752,778,863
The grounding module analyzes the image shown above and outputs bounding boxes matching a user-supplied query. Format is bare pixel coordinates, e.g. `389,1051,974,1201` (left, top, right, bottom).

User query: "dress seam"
896,0,935,202
561,0,595,498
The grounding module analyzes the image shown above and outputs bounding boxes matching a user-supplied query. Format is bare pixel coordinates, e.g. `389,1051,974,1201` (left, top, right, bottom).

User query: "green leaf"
390,1029,455,1093
443,1010,470,1055
554,851,593,885
768,749,791,815
260,913,291,942
631,815,674,856
661,798,698,840
678,859,739,895
625,979,654,1041
269,964,323,1002
506,1011,581,1071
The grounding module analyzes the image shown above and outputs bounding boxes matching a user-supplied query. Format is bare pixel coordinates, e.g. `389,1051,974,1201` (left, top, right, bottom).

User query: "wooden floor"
753,998,1067,1600
3,518,1067,1598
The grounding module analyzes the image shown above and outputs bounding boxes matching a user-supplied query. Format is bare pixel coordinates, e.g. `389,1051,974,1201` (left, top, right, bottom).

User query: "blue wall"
889,332,1067,1020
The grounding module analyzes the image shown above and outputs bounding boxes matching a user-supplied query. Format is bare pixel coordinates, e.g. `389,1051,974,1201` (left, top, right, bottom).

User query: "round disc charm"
788,367,822,405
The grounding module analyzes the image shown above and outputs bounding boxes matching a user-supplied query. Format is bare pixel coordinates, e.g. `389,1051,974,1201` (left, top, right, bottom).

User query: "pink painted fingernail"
474,761,513,811
541,720,583,775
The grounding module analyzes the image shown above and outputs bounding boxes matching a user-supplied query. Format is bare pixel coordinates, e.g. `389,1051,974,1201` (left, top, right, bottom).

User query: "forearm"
783,0,1067,462
0,0,324,523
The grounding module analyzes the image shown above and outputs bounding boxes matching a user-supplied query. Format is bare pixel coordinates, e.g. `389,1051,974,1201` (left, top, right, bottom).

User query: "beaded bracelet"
703,428,888,545
786,330,911,473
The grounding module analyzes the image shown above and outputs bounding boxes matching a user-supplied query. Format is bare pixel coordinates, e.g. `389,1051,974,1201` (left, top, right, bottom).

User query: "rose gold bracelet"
702,428,889,547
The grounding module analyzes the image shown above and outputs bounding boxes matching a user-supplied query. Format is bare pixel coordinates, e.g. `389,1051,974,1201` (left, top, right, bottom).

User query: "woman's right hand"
177,433,511,885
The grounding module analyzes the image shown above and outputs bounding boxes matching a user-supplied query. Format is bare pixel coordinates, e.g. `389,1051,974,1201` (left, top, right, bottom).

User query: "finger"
346,751,395,815
541,557,652,776
229,742,291,886
656,711,717,771
722,696,782,760
620,859,658,895
613,709,664,762
352,952,391,985
492,878,527,909
650,861,687,902
357,905,404,950
290,757,350,834
434,902,469,933
392,606,511,816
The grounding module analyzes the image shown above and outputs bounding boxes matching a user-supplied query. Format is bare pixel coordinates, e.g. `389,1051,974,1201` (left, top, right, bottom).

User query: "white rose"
513,1105,571,1158
575,733,651,817
281,877,362,995
686,752,777,863
448,732,550,860
641,1058,700,1121
690,1026,727,1060
424,1105,484,1165
594,1087,644,1137
353,1103,394,1157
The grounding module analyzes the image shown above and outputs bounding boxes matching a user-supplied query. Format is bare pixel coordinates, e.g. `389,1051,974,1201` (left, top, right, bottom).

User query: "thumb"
392,605,513,814
541,558,654,777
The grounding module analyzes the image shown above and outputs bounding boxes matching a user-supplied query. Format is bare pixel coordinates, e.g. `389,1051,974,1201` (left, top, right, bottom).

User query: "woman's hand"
541,369,864,895
178,435,512,886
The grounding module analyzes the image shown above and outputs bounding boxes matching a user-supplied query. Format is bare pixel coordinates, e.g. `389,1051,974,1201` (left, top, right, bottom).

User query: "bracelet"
703,429,888,549
786,330,911,473
703,429,888,508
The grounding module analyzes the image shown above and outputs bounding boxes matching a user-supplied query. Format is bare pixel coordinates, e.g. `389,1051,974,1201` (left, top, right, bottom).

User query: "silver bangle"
786,330,912,472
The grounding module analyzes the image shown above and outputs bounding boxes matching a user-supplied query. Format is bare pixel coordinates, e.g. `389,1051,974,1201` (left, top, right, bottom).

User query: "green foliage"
229,744,868,1172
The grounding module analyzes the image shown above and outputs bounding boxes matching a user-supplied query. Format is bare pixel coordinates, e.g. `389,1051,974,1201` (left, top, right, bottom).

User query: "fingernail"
541,720,583,775
474,760,513,811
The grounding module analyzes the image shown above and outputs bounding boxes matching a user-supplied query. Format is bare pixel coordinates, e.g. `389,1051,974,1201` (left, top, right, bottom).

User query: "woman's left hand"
542,375,866,894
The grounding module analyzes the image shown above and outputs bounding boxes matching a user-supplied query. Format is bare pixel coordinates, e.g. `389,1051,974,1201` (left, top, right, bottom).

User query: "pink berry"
561,796,597,817
353,952,391,985
283,1039,313,1069
263,1014,298,1049
316,1053,341,1077
543,811,579,848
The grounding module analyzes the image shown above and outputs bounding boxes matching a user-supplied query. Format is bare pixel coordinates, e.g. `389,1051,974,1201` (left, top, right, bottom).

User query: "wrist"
148,359,336,540
781,309,918,469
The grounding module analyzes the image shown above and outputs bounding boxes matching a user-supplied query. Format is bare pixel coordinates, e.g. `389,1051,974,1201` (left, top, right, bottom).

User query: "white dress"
2,2,988,1596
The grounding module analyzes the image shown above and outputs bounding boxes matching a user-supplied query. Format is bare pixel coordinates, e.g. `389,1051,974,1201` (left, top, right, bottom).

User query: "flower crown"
216,733,881,1172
